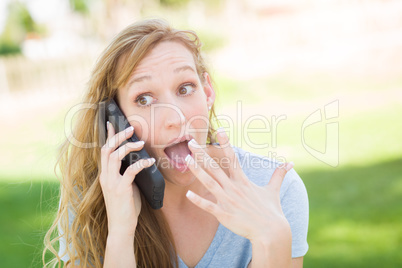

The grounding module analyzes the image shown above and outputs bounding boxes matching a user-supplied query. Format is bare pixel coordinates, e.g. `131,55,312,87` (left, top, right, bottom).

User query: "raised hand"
184,128,293,243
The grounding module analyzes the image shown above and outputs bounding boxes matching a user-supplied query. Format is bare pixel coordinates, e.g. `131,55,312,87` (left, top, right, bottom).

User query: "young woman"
43,19,309,268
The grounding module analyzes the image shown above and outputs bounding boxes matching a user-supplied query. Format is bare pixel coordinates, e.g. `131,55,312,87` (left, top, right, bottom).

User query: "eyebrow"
173,65,196,74
127,65,196,88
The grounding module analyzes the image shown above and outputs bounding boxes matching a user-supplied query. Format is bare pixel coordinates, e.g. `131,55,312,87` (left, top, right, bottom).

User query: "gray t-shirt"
59,146,309,266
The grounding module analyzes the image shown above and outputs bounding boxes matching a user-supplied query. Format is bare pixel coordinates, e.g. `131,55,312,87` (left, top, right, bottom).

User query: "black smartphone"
98,99,165,209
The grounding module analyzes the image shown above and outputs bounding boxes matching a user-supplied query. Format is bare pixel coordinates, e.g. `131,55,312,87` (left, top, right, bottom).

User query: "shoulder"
232,146,305,199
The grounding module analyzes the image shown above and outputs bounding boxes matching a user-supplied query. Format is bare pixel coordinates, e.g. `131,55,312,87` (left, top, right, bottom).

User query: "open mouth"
164,140,192,172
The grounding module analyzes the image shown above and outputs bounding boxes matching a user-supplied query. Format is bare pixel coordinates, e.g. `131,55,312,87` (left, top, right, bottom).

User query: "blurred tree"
160,0,190,8
159,0,222,9
69,0,90,15
0,1,42,55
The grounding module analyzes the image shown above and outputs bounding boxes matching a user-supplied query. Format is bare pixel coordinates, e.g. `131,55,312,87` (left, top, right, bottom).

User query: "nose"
155,103,186,129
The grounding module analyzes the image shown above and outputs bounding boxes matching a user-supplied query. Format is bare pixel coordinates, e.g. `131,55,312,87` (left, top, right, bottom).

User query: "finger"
268,162,294,192
215,128,244,182
116,141,145,161
186,190,223,217
108,141,145,173
122,158,156,185
185,154,226,198
188,139,231,189
107,121,115,139
101,121,115,171
104,125,134,154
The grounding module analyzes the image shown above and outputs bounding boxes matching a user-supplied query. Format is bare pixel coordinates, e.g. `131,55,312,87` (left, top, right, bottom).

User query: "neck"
162,178,206,211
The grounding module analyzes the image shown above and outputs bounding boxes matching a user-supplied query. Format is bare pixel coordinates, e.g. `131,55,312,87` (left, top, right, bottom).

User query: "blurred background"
0,0,401,267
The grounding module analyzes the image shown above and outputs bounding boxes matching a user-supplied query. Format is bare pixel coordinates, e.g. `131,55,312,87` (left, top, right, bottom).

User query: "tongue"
165,141,191,164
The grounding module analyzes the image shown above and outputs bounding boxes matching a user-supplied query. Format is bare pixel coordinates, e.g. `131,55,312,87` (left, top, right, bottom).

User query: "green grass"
0,178,60,268
1,160,401,267
301,159,402,267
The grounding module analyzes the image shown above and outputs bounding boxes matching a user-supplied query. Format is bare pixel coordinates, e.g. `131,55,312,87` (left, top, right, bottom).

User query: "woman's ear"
202,72,215,108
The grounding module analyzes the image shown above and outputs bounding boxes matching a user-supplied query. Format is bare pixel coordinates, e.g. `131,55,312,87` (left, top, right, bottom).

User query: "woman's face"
117,41,215,185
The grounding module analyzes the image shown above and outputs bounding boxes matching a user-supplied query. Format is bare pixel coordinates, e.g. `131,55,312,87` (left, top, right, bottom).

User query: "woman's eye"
136,95,153,107
178,84,196,96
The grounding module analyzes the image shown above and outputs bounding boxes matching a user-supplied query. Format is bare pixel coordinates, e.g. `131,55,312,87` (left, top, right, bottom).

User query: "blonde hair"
43,19,218,267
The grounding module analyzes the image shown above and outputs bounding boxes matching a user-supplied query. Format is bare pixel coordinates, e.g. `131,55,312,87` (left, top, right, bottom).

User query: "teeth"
167,139,188,148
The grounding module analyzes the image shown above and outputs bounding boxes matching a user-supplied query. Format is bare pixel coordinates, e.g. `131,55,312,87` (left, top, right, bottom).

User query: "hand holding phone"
99,99,165,209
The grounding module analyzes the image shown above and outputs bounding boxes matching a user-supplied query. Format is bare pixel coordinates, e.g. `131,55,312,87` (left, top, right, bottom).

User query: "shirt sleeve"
280,168,309,258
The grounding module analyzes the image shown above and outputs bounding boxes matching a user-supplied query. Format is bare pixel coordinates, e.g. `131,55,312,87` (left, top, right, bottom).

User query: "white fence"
0,54,95,97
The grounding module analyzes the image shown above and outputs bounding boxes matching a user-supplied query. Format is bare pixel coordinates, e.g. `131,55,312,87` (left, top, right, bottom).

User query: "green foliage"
0,42,21,55
203,0,224,11
159,0,223,9
160,0,190,7
69,0,90,14
0,1,41,55
18,3,36,32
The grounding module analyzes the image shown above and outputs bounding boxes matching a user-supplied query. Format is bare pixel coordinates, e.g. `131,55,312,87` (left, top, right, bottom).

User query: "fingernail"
148,158,155,165
125,126,134,133
216,127,225,135
188,139,197,146
285,162,294,171
186,190,195,198
138,141,145,145
106,121,110,131
185,154,192,163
